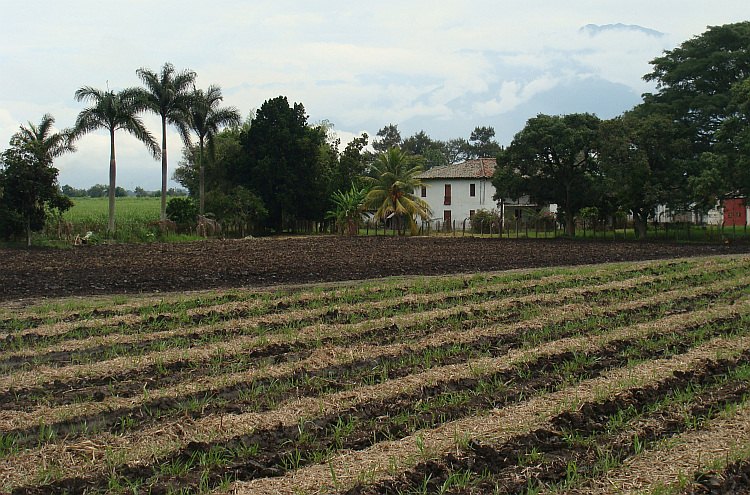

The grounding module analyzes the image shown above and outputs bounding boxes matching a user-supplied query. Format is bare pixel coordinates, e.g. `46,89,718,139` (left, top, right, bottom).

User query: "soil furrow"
340,355,750,495
11,344,750,495
1,275,746,414
1,265,742,373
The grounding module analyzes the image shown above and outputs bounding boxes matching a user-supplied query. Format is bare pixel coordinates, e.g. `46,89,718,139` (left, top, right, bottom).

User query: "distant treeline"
61,184,187,198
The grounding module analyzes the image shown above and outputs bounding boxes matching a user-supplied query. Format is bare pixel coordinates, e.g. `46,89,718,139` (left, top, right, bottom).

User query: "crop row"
2,255,749,495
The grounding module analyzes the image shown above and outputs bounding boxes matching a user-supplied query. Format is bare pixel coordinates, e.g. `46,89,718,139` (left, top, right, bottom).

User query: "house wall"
417,178,498,227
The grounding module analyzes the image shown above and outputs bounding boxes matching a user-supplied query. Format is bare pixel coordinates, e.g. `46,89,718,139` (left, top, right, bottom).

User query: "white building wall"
418,178,499,227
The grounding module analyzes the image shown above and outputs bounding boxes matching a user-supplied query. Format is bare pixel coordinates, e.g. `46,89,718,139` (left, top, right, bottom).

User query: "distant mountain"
579,23,665,37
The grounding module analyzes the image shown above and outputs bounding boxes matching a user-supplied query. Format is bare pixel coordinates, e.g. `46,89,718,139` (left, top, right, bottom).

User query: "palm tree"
362,148,431,235
326,185,368,235
187,85,241,215
135,62,196,221
10,113,75,165
72,87,159,232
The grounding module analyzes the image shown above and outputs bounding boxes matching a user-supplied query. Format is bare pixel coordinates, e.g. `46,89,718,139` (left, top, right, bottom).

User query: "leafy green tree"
205,186,267,237
87,184,108,198
238,96,328,232
493,113,600,236
134,186,149,197
643,22,750,149
330,133,369,193
72,87,160,232
441,137,472,164
597,110,691,237
0,144,73,246
61,184,86,197
402,131,449,171
186,85,241,215
327,185,368,235
135,62,197,221
166,197,197,223
469,126,502,158
373,124,402,153
401,130,433,156
362,148,431,235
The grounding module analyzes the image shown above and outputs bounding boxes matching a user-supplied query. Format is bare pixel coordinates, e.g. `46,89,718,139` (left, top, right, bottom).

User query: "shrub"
166,197,197,224
471,209,501,233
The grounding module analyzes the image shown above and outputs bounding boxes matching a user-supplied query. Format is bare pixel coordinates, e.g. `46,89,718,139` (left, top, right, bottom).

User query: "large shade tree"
597,109,691,237
135,62,196,221
493,113,600,236
362,147,431,235
186,84,241,215
643,22,750,149
643,22,750,207
72,87,160,232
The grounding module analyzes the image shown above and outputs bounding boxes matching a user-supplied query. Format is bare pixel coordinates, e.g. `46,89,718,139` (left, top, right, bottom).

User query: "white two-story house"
415,158,498,228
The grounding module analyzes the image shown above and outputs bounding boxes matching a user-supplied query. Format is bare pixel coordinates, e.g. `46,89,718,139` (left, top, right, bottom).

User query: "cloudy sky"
0,1,746,191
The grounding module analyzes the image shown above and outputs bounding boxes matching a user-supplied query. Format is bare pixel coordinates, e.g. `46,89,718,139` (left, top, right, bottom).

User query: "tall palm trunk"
198,138,205,216
161,116,168,221
108,128,117,233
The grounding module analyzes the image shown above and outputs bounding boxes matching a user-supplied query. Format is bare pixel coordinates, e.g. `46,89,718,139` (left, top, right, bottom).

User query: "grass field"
39,197,197,244
62,197,162,224
1,255,750,494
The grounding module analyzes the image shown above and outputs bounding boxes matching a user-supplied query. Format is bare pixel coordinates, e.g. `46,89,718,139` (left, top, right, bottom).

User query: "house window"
470,183,476,197
421,186,427,198
444,210,452,226
444,184,451,205
470,210,475,218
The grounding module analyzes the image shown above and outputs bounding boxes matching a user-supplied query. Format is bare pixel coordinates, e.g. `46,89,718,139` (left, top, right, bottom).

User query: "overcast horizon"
1,2,747,190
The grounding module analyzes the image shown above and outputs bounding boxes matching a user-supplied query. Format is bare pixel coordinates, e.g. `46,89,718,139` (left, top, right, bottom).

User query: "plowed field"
1,237,750,494
1,236,749,302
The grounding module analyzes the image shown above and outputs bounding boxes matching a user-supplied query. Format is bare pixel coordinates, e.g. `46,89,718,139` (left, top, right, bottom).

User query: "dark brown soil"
1,236,748,302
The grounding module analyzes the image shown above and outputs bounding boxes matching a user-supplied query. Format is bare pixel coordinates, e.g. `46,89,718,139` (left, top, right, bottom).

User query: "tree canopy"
0,137,72,245
493,113,600,236
238,96,329,232
643,21,750,149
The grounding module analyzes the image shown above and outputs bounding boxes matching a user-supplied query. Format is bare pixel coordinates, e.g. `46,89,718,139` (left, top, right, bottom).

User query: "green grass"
63,197,162,224
40,197,202,244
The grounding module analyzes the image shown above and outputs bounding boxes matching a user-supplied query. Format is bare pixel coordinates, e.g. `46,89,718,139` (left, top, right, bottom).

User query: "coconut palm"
362,148,431,235
187,85,241,215
135,62,196,220
10,113,75,165
72,87,159,232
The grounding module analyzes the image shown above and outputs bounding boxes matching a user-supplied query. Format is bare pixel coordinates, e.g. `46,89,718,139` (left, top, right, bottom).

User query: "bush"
166,197,197,224
470,209,501,233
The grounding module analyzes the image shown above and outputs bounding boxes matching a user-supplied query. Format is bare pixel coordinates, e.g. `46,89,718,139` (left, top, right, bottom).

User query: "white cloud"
1,1,748,186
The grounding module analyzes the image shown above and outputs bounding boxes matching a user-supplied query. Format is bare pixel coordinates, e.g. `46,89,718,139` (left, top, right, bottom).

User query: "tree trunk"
26,212,31,247
161,117,168,222
198,138,205,216
565,183,575,237
108,129,117,233
633,210,648,238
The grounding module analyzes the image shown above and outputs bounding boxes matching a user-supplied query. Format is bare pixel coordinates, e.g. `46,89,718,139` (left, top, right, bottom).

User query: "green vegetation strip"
0,257,708,341
2,268,748,413
1,258,696,332
0,259,742,373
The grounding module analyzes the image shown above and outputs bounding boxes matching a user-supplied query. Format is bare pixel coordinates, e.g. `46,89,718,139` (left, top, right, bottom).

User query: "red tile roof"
416,158,496,179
